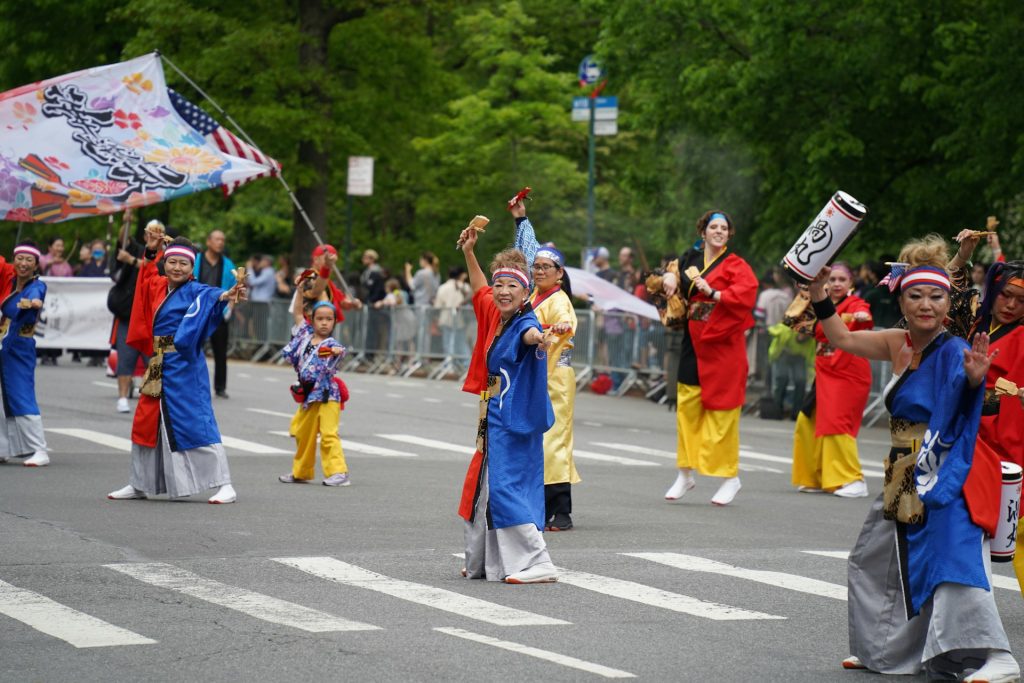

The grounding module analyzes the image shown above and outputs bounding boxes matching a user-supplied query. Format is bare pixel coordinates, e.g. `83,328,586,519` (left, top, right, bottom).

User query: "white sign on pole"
572,96,618,123
347,156,374,196
594,120,618,136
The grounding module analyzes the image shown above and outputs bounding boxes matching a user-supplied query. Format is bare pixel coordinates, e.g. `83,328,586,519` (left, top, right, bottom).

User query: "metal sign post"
346,156,374,270
575,56,615,252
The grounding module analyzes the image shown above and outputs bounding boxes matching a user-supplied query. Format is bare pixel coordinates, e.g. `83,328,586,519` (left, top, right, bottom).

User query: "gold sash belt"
140,335,177,398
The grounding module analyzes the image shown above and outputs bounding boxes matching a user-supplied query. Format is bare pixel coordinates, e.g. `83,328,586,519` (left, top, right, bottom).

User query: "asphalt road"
1,360,1021,682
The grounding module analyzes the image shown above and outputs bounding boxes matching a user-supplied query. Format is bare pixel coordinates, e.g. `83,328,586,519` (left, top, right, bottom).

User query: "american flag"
879,262,908,292
168,88,280,196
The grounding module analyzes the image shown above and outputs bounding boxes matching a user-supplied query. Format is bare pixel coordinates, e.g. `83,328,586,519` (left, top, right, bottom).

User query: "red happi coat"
812,295,873,436
461,286,502,395
0,257,13,302
963,321,1024,535
685,252,758,411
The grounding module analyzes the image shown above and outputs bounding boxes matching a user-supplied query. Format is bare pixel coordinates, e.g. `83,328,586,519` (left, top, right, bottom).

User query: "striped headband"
492,267,529,288
899,266,950,293
13,245,42,260
163,245,196,263
535,247,564,267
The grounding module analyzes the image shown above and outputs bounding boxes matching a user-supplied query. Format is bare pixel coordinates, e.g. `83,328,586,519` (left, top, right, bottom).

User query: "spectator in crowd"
193,229,236,399
77,239,108,277
107,212,149,413
361,249,388,353
405,251,440,307
860,260,901,329
616,246,637,292
39,237,73,277
592,246,615,281
752,267,793,391
247,254,277,303
971,262,990,298
435,265,472,369
375,277,416,370
73,242,92,275
274,254,294,299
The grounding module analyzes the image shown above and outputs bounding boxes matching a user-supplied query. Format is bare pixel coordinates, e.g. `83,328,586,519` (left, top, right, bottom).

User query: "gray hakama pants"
848,494,1011,675
0,381,46,457
463,466,555,582
129,415,231,498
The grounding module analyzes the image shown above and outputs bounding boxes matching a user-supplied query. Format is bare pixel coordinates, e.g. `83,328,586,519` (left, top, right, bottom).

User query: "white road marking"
802,551,1022,593
591,442,675,459
274,557,566,626
248,408,296,419
105,563,376,633
352,389,368,395
238,372,252,378
385,393,404,399
387,380,420,388
802,550,850,560
0,578,155,648
573,450,660,467
47,428,132,452
220,435,290,455
739,463,784,474
422,398,442,403
263,377,279,383
460,403,475,408
268,432,417,457
626,552,847,601
91,381,117,390
740,448,884,479
434,627,635,679
557,566,784,621
582,421,604,427
378,434,474,455
450,553,780,620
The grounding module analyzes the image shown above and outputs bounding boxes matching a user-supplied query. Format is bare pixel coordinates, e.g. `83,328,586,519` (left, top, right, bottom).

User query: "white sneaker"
116,397,130,413
107,485,147,500
208,484,237,504
711,477,742,506
505,564,558,584
23,450,49,467
665,469,696,500
834,480,869,498
963,650,1020,682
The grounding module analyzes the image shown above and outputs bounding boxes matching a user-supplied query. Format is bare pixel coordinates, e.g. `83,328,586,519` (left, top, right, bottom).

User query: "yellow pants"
790,411,863,490
676,383,740,478
1015,534,1024,599
289,401,348,480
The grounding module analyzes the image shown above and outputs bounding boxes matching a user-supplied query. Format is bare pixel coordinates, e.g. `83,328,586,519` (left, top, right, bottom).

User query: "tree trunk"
292,0,332,270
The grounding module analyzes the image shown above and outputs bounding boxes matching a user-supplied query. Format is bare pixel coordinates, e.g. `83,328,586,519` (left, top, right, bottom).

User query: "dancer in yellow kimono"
530,245,580,531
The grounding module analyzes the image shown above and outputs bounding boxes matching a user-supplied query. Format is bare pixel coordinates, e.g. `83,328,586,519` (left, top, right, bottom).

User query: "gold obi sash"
883,418,927,524
0,318,9,338
140,335,177,398
19,323,36,337
476,375,500,452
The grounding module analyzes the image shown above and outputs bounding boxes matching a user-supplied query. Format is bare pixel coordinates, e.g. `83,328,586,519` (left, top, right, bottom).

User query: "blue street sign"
572,96,618,122
578,55,604,85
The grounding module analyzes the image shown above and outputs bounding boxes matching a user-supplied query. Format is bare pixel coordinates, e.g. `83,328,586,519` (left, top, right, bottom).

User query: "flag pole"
157,51,354,298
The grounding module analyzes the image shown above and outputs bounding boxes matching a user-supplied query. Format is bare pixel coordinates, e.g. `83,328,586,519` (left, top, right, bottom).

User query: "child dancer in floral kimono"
279,300,350,487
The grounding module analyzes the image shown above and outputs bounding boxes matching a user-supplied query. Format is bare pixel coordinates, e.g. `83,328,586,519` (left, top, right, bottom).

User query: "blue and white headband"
708,212,727,223
492,267,529,288
535,247,564,267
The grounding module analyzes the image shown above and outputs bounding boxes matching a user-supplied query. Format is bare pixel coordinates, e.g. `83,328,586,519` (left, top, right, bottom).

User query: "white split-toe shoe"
23,451,50,467
208,484,237,504
107,485,147,500
665,469,696,500
963,650,1021,683
711,477,742,506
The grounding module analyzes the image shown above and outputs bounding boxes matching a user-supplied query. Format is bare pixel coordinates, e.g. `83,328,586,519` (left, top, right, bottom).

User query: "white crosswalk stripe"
555,566,785,620
591,442,674,459
572,449,660,467
268,431,417,457
434,627,636,679
247,407,296,419
219,435,290,455
104,562,378,633
800,550,1023,593
378,434,475,454
626,552,848,601
47,428,132,452
273,556,567,626
0,578,155,648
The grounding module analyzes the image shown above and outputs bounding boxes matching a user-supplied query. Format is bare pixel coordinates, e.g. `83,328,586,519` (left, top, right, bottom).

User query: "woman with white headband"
0,241,50,467
107,226,247,504
659,210,759,506
456,226,557,584
809,234,1017,682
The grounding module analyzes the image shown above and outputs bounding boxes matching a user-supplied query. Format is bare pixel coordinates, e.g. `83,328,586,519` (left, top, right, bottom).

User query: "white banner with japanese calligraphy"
35,277,114,350
0,53,278,223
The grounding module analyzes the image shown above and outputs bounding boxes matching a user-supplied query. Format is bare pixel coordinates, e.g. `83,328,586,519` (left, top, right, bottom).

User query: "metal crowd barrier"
228,302,669,393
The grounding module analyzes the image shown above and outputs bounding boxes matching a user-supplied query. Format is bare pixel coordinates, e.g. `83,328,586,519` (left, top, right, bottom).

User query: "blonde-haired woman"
809,234,1017,681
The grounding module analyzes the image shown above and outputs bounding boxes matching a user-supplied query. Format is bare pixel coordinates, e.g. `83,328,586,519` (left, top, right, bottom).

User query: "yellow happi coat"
530,286,581,486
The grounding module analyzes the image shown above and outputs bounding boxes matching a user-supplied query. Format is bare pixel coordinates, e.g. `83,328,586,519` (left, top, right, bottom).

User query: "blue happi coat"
485,308,555,530
0,277,46,416
892,333,987,614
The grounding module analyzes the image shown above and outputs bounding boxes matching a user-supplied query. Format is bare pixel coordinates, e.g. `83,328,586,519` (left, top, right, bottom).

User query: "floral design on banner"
122,72,153,95
144,146,223,175
113,109,143,130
